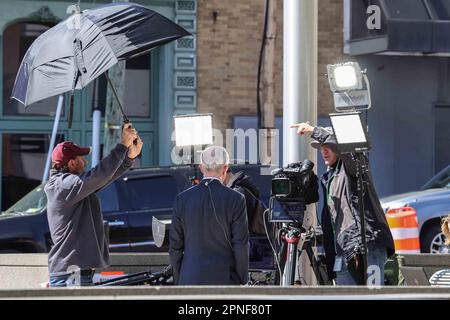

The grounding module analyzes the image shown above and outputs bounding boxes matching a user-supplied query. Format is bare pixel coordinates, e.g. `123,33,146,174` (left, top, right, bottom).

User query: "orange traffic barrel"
386,206,421,254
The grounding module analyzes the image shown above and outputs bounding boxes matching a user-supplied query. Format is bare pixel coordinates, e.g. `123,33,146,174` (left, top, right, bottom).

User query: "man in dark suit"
169,146,249,285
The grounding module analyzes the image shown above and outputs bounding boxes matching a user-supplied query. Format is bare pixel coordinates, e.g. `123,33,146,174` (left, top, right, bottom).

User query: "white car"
380,165,450,254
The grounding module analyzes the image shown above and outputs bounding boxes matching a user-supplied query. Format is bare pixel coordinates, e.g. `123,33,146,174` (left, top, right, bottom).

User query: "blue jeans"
335,243,387,286
49,269,94,287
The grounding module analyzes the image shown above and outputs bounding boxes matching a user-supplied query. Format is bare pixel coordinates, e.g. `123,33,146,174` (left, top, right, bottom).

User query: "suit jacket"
169,178,249,285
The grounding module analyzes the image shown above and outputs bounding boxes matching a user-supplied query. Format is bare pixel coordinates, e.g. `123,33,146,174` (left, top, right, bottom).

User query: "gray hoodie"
45,143,133,276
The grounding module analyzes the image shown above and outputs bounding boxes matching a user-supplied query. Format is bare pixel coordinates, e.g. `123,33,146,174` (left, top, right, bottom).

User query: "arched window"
2,21,59,116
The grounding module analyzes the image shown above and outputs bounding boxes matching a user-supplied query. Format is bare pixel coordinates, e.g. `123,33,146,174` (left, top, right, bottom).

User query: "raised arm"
61,124,139,204
108,135,143,183
292,123,360,176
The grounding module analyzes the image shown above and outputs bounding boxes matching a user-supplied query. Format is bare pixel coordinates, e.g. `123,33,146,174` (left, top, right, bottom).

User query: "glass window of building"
87,52,152,118
2,133,64,210
3,21,62,116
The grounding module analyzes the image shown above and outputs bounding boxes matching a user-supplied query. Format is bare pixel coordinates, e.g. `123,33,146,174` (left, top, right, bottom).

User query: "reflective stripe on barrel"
386,207,421,254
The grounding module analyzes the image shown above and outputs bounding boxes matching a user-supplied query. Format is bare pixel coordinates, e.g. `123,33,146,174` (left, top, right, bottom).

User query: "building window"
87,53,151,118
2,133,64,210
2,21,61,116
124,53,151,118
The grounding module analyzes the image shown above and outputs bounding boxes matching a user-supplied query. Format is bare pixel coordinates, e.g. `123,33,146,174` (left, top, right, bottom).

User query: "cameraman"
291,122,394,285
224,168,266,235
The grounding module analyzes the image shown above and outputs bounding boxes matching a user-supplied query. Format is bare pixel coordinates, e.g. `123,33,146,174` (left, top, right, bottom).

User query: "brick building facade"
196,0,345,131
197,0,282,131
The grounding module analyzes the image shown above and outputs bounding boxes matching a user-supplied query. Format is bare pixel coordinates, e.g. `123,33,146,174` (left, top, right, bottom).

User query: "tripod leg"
277,240,287,285
304,241,326,285
282,242,298,286
294,238,306,285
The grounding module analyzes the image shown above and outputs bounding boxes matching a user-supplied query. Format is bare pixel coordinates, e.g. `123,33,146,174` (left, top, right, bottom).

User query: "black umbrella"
11,2,190,124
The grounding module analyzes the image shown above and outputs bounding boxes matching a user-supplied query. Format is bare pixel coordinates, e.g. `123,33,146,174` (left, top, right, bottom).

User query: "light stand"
326,61,373,285
173,113,214,184
353,152,369,285
330,112,371,285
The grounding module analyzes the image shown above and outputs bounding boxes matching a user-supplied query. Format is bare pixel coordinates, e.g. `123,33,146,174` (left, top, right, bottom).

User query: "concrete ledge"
1,253,449,297
401,254,450,266
400,254,450,280
0,253,170,266
0,267,49,290
0,253,170,289
1,286,450,300
0,254,48,266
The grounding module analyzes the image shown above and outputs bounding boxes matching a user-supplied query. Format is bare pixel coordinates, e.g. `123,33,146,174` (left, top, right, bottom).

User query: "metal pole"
283,0,317,165
104,72,128,122
356,153,369,285
282,241,298,286
283,0,318,285
103,0,129,157
92,109,101,168
42,94,64,182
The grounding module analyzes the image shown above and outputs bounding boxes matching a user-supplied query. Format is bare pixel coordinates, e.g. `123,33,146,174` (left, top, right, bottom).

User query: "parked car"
380,164,450,254
0,164,275,270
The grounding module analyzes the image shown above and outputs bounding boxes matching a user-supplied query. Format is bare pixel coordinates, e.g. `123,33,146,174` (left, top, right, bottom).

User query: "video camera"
266,161,328,285
268,160,319,223
271,160,319,203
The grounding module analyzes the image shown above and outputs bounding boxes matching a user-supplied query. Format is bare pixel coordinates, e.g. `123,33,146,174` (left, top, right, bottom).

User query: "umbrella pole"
91,78,101,168
42,94,64,182
104,71,129,123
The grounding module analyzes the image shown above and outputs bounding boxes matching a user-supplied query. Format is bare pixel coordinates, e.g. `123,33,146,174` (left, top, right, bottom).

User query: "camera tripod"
277,224,329,286
94,265,173,286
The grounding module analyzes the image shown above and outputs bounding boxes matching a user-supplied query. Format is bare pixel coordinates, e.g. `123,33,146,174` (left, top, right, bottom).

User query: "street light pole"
283,0,318,166
283,0,318,285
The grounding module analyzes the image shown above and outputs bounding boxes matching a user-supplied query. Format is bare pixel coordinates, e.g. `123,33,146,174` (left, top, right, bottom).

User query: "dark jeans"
335,243,387,286
49,269,95,287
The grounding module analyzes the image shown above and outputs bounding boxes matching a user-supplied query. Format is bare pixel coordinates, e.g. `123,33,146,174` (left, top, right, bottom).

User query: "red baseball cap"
52,141,91,167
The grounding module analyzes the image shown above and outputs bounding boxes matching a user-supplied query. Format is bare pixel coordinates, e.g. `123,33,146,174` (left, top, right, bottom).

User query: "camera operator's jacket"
312,127,395,278
226,171,266,235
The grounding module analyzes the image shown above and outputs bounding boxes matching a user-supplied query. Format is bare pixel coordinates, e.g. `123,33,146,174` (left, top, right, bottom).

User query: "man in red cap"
45,123,142,287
